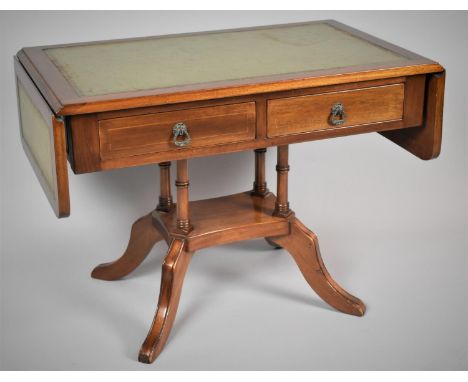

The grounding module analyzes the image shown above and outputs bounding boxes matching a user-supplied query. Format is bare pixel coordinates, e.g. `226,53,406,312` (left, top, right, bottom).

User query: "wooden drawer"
267,83,407,137
98,102,256,160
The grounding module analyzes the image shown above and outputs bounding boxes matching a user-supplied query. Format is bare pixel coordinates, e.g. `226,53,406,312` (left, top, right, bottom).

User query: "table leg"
91,213,163,281
175,159,192,234
268,145,365,316
273,145,292,218
91,163,173,280
251,148,269,197
138,239,193,363
156,161,174,212
269,218,366,316
250,148,280,249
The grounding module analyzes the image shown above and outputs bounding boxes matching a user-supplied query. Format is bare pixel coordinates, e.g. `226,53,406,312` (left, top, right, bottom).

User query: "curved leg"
139,239,192,363
270,218,366,316
91,213,163,281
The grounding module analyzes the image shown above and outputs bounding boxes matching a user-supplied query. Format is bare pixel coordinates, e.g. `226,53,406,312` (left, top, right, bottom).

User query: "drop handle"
172,122,191,147
329,102,347,126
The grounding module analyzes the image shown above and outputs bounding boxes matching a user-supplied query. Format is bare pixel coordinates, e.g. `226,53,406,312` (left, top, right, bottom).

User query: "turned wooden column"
175,159,192,233
156,162,174,212
252,148,269,197
274,145,291,217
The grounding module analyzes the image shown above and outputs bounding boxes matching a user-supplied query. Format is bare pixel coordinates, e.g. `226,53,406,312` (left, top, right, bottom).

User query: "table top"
45,22,405,97
17,20,443,115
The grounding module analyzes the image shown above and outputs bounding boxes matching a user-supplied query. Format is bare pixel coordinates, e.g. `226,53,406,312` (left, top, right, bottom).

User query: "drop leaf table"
14,20,445,363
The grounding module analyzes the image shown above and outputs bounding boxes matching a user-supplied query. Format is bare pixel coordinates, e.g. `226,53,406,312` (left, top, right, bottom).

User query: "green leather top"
45,22,406,97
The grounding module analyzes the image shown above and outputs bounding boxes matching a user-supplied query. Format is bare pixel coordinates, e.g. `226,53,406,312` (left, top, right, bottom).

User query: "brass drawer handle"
172,122,191,147
329,102,347,126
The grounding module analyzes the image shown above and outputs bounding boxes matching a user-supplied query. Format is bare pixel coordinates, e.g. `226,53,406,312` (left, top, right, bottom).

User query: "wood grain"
269,218,366,316
156,162,174,212
15,57,70,217
16,49,69,114
175,160,191,233
251,148,269,196
267,83,405,137
96,77,402,119
139,239,192,364
98,102,256,160
157,192,289,252
68,76,430,174
402,74,426,126
69,113,102,174
274,146,291,217
50,61,445,116
91,214,164,281
380,71,445,159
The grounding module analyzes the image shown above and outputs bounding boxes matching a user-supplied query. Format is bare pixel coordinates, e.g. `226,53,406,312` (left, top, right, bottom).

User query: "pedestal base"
92,191,365,364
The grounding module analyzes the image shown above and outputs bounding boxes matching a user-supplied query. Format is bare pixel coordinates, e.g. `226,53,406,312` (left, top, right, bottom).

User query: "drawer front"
267,84,405,137
99,102,256,160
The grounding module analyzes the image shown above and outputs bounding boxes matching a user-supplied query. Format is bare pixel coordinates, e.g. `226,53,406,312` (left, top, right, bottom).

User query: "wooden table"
14,20,445,363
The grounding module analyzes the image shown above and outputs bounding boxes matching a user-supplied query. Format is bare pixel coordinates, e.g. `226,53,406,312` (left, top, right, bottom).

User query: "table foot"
138,239,192,363
91,214,164,281
269,218,366,317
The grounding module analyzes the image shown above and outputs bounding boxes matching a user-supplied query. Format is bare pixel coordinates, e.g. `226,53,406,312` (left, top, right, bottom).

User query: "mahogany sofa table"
14,20,445,363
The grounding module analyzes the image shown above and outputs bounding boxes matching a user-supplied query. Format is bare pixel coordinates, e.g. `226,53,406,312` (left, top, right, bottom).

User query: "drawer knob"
172,122,191,147
329,102,347,126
